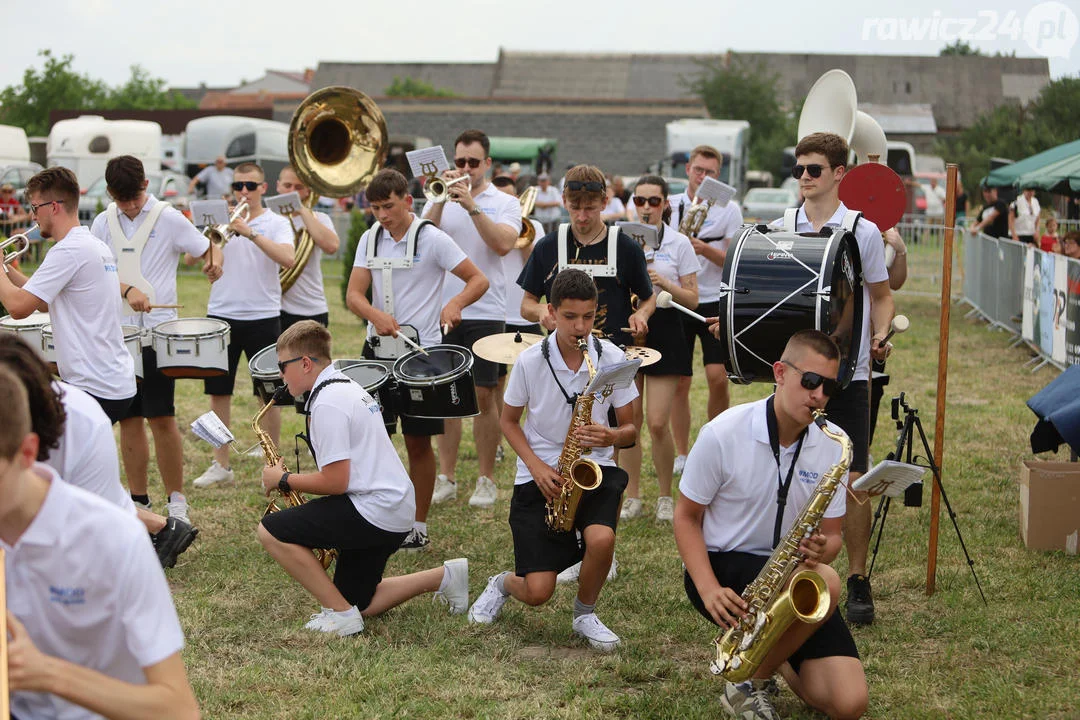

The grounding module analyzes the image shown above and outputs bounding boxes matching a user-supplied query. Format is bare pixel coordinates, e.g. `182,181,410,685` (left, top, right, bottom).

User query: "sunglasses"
231,181,261,191
632,195,664,208
565,181,605,193
278,355,317,373
453,157,483,169
791,164,831,180
782,360,840,396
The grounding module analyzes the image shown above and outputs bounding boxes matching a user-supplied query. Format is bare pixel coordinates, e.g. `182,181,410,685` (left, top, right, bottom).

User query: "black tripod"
867,393,986,604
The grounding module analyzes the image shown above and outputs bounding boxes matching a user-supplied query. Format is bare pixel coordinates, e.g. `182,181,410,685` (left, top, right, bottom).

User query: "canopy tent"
984,138,1080,194
1015,152,1080,195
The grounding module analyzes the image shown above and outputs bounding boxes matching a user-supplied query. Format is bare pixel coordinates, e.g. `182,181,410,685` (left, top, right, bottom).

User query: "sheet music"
406,146,450,179
696,177,737,208
264,192,305,230
585,358,641,398
851,460,927,498
190,200,230,227
616,221,659,250
191,411,235,449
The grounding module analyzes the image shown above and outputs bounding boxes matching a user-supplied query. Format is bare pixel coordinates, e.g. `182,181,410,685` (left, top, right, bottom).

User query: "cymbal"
624,346,661,367
472,332,545,364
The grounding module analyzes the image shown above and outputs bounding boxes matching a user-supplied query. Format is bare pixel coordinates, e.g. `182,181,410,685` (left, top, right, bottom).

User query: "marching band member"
257,321,470,636
619,175,700,523
674,330,866,720
193,162,296,489
468,269,636,652
423,130,521,510
277,165,340,329
0,166,137,424
668,145,744,477
91,155,222,524
0,335,198,569
347,168,488,550
0,366,201,720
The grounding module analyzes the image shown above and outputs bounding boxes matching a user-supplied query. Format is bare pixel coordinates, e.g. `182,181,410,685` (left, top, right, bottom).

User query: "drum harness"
296,374,353,466
366,218,429,359
556,224,619,277
107,200,168,315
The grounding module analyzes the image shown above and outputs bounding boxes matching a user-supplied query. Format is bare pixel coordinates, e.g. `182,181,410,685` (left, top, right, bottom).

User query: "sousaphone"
280,86,388,292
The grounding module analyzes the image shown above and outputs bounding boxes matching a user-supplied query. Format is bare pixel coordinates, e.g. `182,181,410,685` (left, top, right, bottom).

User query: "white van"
184,116,289,188
47,116,162,189
0,125,31,166
664,119,751,199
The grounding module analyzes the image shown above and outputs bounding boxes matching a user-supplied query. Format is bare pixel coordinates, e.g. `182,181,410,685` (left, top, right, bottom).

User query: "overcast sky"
4,0,1077,92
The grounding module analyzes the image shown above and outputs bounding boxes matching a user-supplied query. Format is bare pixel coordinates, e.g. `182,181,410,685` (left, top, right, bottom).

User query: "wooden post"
928,164,959,594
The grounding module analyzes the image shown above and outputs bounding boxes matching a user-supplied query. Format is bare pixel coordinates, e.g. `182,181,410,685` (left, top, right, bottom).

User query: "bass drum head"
721,226,863,386
248,344,292,406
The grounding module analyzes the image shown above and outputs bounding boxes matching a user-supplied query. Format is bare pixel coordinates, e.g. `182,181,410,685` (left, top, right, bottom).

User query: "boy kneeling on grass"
257,320,469,636
467,269,637,651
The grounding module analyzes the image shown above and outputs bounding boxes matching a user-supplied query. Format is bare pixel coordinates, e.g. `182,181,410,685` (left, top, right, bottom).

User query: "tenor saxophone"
711,410,852,682
546,338,604,532
253,387,335,570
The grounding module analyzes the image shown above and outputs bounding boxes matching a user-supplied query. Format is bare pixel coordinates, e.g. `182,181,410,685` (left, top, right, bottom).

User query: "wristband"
123,285,134,300
278,472,292,494
468,206,483,217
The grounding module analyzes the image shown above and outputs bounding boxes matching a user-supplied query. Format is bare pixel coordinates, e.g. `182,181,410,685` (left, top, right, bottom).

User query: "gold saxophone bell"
514,186,538,249
203,201,250,247
1,224,34,265
423,173,470,204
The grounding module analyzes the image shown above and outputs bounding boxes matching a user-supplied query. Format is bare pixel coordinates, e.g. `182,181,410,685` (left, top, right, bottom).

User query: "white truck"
663,119,751,199
184,116,289,186
47,116,162,189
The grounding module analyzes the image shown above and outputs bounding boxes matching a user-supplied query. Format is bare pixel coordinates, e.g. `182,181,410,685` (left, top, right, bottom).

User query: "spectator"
612,176,630,205
1041,217,1061,253
0,182,29,236
969,186,1008,239
929,177,947,203
187,156,234,200
1009,186,1040,245
508,162,522,182
1061,231,1080,260
601,185,626,224
532,173,563,234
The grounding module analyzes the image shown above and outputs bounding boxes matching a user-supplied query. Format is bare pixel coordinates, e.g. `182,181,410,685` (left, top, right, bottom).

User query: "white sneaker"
556,558,619,584
304,608,332,630
673,454,687,476
620,497,643,520
655,496,674,523
310,606,365,636
468,573,509,624
192,461,234,488
435,558,469,614
165,493,190,523
495,444,505,462
432,474,457,504
132,498,152,512
468,476,497,507
572,613,621,652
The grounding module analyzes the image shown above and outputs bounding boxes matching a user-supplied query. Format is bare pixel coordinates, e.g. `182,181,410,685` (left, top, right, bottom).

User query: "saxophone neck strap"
541,334,603,406
765,395,808,549
301,376,354,465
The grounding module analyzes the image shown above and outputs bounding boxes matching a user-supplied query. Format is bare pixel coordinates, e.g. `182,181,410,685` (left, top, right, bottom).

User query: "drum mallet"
881,314,910,345
656,290,709,323
397,332,429,357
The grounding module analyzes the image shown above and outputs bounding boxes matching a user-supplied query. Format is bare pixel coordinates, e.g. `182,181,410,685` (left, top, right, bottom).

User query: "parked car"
741,187,798,224
78,171,191,224
0,162,44,202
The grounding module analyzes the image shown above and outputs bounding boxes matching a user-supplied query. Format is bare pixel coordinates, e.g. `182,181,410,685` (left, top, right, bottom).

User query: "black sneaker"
153,518,199,569
846,574,875,625
399,527,430,552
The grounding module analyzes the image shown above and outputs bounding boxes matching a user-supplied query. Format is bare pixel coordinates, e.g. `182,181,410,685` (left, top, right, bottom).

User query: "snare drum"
122,325,144,380
392,344,479,419
337,360,398,430
151,318,230,378
0,311,50,360
40,323,57,374
249,344,293,406
721,226,863,385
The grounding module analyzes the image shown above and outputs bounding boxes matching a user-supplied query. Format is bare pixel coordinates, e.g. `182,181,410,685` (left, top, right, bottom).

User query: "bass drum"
720,225,863,386
392,344,479,419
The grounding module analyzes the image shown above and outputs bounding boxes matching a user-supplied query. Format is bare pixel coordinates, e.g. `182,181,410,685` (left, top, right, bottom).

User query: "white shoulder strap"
110,201,166,315
556,223,618,277
783,208,798,232
841,210,861,232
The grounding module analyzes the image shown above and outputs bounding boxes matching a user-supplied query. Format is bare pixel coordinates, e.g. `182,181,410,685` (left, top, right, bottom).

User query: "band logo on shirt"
49,585,87,606
798,469,820,484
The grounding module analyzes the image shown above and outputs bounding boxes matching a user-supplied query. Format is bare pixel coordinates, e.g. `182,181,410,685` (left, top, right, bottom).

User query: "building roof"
312,62,496,98
859,103,937,134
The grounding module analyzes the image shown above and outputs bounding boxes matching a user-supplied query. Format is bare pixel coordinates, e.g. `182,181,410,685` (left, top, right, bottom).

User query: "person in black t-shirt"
969,186,1009,239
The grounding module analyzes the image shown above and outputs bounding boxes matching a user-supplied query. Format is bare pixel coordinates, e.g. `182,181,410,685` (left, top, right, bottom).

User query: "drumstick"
881,314,910,344
397,332,429,356
655,290,709,323
146,304,184,310
442,323,450,336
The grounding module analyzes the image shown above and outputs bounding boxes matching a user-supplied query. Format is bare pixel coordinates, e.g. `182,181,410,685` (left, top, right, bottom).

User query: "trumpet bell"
424,174,470,204
1,225,34,265
514,186,538,248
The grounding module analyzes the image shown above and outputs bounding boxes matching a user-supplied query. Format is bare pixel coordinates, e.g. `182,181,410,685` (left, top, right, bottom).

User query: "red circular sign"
838,164,907,230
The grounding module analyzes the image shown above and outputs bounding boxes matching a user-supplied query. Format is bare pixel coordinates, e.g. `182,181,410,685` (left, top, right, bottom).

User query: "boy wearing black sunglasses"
675,329,867,720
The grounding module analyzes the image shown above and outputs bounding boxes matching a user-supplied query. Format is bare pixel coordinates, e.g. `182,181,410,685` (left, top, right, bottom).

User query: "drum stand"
867,393,986,605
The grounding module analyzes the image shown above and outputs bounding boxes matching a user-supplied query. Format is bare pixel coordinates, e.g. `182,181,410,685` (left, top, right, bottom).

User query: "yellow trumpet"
1,224,34,265
424,174,470,204
203,200,250,247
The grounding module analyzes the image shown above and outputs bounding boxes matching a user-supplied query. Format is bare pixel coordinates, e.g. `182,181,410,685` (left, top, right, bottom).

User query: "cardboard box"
1020,460,1080,554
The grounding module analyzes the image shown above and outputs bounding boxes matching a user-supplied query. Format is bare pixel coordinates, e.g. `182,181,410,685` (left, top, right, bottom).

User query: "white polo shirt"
45,381,135,514
282,210,335,316
194,165,234,198
5,469,184,720
503,329,638,485
679,397,848,556
533,185,562,224
648,226,700,293
503,218,544,325
23,226,136,401
353,215,468,346
207,208,294,320
308,364,415,533
91,194,211,331
668,192,744,303
424,183,522,322
1012,195,1040,236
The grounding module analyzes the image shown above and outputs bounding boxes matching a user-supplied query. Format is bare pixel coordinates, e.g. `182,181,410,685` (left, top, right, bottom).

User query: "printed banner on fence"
1021,245,1077,366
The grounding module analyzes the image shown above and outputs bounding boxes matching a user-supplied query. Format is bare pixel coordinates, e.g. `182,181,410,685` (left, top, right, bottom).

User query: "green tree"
103,65,195,111
341,209,369,307
384,76,458,98
940,40,983,56
687,53,797,174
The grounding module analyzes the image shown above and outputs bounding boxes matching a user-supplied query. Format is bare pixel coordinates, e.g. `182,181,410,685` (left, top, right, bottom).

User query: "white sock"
332,605,360,618
169,492,185,503
494,571,511,596
414,521,427,534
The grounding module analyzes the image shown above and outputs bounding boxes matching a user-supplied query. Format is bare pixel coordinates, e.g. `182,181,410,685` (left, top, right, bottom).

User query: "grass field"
104,249,1080,719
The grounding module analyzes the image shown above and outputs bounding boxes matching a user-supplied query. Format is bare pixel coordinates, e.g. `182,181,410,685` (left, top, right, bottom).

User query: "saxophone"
253,386,335,570
679,193,714,237
546,338,604,532
711,410,852,682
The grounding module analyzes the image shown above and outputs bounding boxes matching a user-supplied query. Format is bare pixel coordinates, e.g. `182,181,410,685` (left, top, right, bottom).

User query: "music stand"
865,393,987,605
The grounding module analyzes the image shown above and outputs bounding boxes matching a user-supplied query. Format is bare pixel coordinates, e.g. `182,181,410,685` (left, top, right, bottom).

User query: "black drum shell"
249,344,294,406
392,344,479,419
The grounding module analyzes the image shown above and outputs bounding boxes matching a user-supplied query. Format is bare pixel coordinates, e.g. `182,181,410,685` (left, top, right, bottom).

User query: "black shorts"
683,550,859,674
683,299,727,366
261,494,408,611
825,380,870,473
508,465,627,576
89,394,135,426
281,310,329,331
443,319,504,388
643,307,692,376
360,342,444,437
123,347,176,420
869,362,889,446
499,322,543,378
203,316,282,397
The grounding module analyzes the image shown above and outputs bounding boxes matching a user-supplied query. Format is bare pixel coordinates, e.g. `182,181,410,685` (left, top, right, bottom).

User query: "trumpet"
2,224,35,265
203,200,250,247
424,173,470,204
